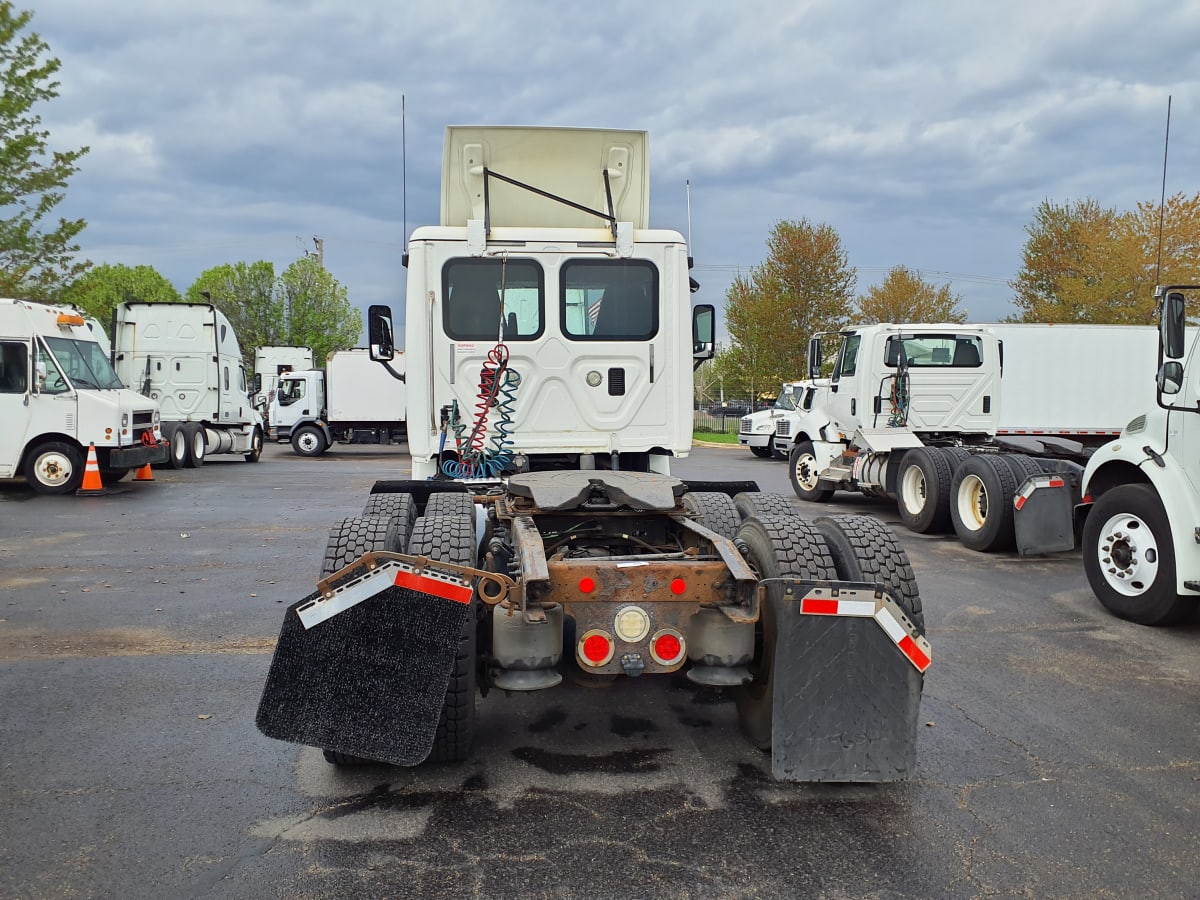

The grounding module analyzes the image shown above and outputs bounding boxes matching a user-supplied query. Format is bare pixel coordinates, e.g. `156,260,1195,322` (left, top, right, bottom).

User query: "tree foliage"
1010,193,1200,324
186,257,360,368
857,266,967,324
0,3,89,301
60,263,180,323
724,219,856,391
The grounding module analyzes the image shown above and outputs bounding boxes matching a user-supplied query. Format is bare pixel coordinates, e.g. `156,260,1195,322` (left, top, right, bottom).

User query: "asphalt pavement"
2,441,1199,899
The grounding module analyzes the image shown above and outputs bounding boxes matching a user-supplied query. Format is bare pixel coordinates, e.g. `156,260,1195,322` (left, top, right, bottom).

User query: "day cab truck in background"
0,299,167,494
252,345,313,419
256,125,933,784
109,302,265,468
774,321,1159,557
738,379,823,458
269,348,407,456
1071,287,1200,626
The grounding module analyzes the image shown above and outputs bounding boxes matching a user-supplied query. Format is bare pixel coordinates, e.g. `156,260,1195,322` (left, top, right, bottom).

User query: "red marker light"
579,577,596,593
670,578,686,595
579,630,615,667
649,629,686,666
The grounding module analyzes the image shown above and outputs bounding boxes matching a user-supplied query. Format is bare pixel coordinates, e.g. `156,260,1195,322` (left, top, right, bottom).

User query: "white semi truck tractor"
256,126,932,782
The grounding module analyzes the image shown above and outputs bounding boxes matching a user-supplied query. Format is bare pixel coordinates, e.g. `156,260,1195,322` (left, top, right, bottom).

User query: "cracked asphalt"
2,442,1199,899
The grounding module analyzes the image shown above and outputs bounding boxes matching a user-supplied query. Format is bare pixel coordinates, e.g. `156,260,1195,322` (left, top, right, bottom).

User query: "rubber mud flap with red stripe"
1013,472,1080,556
256,583,470,766
770,587,925,782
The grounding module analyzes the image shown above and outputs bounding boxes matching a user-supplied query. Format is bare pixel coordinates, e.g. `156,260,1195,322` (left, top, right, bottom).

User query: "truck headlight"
153,410,160,426
122,413,129,428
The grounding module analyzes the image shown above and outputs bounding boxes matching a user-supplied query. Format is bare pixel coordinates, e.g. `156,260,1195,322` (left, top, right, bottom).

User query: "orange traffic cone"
134,462,154,481
76,443,107,495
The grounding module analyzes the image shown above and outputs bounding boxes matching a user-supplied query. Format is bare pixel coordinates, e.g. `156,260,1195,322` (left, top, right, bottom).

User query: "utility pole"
312,236,324,268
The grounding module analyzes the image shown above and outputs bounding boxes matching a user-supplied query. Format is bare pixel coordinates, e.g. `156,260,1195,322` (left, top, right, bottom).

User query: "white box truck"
269,348,406,455
110,302,265,467
252,345,313,416
0,299,168,494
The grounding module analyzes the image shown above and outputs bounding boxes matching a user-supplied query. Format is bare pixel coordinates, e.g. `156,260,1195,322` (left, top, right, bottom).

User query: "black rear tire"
166,424,188,469
788,440,834,503
407,514,479,763
183,423,206,468
950,454,1018,552
812,515,924,631
896,447,952,534
681,491,741,539
425,491,475,518
734,515,836,750
733,491,798,520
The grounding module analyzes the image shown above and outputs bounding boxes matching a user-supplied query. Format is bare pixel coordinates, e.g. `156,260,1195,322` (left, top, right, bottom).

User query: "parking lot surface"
2,442,1199,899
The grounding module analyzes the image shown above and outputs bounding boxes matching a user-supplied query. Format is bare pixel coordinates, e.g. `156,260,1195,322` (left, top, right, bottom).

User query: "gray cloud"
28,0,1200,344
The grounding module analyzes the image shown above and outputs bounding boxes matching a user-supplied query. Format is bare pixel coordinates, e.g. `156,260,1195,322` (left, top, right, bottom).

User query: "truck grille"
739,417,753,433
133,411,155,428
776,420,792,437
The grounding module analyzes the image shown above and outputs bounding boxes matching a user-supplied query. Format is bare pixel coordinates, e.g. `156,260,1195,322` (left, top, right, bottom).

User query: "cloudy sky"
29,0,1200,344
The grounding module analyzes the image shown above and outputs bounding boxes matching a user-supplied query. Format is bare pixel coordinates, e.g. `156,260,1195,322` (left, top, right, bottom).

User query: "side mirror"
253,373,262,392
34,359,46,393
807,337,823,379
369,304,395,362
1162,291,1187,360
1158,360,1184,395
692,304,715,361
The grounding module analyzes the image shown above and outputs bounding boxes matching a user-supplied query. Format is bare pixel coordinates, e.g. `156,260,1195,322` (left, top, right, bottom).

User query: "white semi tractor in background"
256,125,932,783
269,348,407,456
109,302,265,468
0,299,168,494
771,322,1159,555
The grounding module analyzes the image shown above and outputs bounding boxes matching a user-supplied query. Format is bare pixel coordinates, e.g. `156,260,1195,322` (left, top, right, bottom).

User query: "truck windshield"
43,336,125,390
774,386,804,411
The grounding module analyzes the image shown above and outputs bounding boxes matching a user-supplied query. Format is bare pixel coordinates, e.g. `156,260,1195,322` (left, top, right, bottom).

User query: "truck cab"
390,126,713,480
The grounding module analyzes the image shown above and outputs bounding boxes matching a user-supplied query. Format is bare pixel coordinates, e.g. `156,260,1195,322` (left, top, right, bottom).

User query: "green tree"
724,218,856,388
186,257,360,368
278,256,361,366
60,263,180,323
0,3,89,300
1010,198,1147,323
857,266,967,324
186,261,282,365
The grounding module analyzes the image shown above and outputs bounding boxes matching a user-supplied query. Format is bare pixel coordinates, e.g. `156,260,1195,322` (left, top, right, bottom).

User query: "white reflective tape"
874,606,908,644
837,599,877,617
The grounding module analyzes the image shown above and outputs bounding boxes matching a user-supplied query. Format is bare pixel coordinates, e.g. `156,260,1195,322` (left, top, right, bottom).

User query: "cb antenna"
1155,95,1172,286
402,94,408,251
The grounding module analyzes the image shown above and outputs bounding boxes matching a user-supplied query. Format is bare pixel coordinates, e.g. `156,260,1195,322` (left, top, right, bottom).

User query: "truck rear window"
442,259,544,341
561,259,658,341
884,335,983,368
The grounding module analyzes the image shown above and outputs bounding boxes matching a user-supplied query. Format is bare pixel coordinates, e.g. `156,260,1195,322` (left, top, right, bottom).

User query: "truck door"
827,333,861,431
0,340,31,476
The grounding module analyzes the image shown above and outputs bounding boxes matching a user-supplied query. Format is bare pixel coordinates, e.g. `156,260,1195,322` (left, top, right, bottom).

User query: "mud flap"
256,583,469,766
1013,473,1079,556
770,589,925,782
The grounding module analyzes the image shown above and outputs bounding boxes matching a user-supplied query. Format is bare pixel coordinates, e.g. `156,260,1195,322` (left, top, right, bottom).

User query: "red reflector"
582,633,611,664
801,597,839,615
393,570,473,604
670,578,686,595
579,577,595,593
1048,478,1064,488
654,633,681,661
899,634,931,672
